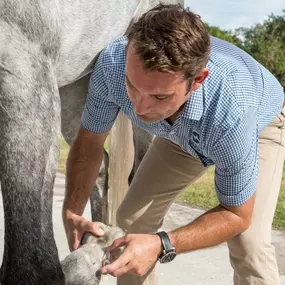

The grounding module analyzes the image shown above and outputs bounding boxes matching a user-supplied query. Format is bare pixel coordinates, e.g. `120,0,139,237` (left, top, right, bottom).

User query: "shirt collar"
181,86,204,121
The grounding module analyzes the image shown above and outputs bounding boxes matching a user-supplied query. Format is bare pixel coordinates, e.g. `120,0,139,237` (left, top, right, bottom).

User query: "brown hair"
127,4,211,86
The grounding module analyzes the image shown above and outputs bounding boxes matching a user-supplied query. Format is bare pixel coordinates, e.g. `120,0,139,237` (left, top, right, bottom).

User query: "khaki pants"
116,110,285,285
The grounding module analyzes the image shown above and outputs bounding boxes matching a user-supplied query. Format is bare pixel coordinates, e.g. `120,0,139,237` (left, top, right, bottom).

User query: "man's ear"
191,68,209,91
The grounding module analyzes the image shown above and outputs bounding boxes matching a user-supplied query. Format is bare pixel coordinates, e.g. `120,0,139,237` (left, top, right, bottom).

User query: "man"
62,4,285,285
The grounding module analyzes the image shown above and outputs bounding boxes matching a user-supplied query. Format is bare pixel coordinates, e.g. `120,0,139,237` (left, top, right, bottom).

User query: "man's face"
125,43,193,123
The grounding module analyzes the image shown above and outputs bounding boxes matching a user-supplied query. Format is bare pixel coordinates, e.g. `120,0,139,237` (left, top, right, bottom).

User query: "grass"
178,167,285,231
58,135,109,174
178,167,219,209
58,136,285,231
58,136,70,174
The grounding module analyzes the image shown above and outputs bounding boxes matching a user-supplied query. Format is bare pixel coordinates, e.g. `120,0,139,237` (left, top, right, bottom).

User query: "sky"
185,0,285,30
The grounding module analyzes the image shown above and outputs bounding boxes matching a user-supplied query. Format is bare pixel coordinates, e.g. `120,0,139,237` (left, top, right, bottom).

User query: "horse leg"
59,74,109,224
0,50,63,284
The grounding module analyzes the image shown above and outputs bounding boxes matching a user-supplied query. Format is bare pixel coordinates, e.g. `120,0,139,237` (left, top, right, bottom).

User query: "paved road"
0,173,284,284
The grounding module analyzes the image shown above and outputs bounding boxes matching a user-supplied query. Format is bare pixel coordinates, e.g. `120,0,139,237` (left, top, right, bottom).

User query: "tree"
205,23,242,48
237,10,285,87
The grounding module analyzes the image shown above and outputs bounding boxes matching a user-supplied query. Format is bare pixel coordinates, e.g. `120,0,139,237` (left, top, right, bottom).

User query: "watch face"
160,251,177,264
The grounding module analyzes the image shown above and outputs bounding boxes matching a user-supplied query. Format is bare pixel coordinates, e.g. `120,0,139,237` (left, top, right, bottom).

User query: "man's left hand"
101,233,162,277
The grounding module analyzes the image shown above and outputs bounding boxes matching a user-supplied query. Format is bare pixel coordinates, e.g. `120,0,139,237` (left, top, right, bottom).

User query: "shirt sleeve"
207,72,259,207
81,50,120,133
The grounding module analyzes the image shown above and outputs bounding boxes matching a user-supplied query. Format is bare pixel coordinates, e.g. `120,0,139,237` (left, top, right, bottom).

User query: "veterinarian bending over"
63,4,285,285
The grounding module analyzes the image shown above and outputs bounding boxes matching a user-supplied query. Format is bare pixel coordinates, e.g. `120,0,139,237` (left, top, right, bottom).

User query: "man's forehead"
125,41,187,89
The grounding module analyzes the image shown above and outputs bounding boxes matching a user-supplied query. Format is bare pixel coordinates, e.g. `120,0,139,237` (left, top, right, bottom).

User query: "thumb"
107,236,128,253
87,222,105,237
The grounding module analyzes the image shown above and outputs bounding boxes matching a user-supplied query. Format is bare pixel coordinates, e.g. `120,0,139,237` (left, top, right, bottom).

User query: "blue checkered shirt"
82,36,284,207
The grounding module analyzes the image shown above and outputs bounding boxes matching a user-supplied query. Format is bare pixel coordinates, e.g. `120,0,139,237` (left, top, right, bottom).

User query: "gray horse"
0,0,182,284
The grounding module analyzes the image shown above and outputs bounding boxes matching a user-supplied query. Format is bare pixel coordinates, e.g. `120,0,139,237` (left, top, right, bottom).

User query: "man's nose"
135,96,151,115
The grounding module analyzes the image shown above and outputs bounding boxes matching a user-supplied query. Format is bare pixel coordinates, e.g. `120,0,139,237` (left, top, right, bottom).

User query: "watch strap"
156,231,174,252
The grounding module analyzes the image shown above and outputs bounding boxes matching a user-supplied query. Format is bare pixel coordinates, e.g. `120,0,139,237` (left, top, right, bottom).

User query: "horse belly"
55,0,140,87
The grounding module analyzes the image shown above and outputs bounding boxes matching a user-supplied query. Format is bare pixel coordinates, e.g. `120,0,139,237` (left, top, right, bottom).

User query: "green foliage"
236,10,285,87
206,10,285,88
205,23,243,47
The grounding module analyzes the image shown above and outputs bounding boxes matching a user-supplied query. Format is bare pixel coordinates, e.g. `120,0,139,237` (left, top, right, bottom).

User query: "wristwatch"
156,231,177,263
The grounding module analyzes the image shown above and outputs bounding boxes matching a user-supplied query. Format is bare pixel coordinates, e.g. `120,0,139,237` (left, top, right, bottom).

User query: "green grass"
178,166,285,231
273,176,285,229
58,136,70,174
58,136,285,231
178,167,219,209
58,135,109,174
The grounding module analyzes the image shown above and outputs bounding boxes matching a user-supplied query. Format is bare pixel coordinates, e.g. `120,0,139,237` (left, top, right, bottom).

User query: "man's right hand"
63,209,105,251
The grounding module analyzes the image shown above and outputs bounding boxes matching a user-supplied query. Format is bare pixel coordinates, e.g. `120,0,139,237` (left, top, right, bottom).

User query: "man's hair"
127,4,211,86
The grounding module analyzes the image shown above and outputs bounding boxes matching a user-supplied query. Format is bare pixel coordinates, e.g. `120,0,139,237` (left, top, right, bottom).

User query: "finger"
107,237,128,253
86,222,104,236
108,262,132,277
101,250,131,275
